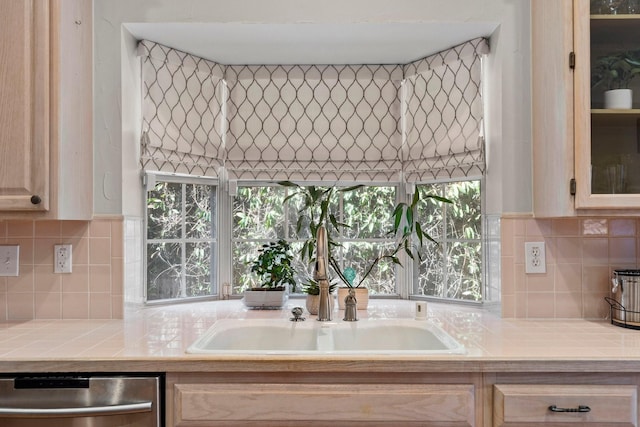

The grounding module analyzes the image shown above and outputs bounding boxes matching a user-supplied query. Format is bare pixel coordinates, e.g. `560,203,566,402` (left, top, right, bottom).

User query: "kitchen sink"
187,318,465,355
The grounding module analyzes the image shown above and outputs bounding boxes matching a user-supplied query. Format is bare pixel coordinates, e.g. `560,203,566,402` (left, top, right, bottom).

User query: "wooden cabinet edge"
0,0,92,220
531,0,576,217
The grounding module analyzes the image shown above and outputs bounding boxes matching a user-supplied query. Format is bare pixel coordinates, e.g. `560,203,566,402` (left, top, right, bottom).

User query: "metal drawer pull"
548,405,591,413
0,401,152,418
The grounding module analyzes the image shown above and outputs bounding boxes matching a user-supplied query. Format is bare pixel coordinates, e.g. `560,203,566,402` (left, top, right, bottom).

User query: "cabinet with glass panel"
575,0,640,208
532,0,640,215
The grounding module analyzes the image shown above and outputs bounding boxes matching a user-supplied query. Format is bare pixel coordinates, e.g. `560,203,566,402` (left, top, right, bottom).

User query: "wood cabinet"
167,371,640,426
488,372,640,427
0,0,92,219
532,0,576,217
532,0,640,215
574,2,640,209
0,0,50,212
494,384,637,426
167,372,481,427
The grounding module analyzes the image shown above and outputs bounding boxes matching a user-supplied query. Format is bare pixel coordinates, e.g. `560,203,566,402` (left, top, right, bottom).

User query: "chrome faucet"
315,226,332,321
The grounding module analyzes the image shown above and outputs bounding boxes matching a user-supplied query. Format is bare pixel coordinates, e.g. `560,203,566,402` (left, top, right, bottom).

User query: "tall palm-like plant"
279,181,452,288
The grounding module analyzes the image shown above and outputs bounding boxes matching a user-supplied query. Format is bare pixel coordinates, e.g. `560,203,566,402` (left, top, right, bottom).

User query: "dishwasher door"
0,374,162,427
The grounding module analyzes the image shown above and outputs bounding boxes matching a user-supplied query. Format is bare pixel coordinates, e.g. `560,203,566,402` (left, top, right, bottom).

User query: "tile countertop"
3,299,640,373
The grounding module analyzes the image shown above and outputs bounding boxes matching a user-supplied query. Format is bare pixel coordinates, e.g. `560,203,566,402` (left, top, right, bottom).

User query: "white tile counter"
2,299,640,373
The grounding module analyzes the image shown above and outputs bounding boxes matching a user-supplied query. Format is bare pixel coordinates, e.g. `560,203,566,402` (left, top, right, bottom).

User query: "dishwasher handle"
0,401,152,418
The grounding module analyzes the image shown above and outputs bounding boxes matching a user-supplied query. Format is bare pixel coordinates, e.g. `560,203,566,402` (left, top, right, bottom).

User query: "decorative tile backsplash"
0,218,123,320
501,216,640,319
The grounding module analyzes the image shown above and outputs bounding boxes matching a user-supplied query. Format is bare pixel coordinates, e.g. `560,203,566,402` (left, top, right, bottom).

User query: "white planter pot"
243,288,288,309
604,89,632,109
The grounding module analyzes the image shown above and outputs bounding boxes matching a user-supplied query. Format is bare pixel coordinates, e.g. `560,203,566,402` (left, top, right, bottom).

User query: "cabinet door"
172,383,476,426
0,0,50,211
494,384,638,426
574,0,640,209
532,0,576,217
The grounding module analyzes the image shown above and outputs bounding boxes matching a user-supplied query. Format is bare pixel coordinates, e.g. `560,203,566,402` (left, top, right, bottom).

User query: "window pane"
445,181,481,240
232,241,259,293
185,242,214,297
414,179,483,302
233,184,399,296
445,241,482,301
233,186,286,239
341,241,396,294
147,182,182,239
342,186,395,239
416,183,445,240
416,244,445,297
186,184,216,239
286,186,340,239
147,242,182,300
145,178,217,302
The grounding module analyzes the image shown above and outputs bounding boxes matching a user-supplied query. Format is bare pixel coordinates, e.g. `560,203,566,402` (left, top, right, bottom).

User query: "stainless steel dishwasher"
0,373,163,427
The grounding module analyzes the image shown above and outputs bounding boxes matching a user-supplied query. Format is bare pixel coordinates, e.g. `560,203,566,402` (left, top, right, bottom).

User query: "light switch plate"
0,245,19,276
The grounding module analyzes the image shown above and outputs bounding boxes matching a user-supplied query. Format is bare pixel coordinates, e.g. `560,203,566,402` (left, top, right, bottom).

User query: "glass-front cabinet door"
575,0,640,208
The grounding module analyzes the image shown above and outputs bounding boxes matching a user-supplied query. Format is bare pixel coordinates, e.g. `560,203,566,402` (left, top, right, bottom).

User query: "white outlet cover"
54,244,73,274
525,242,546,274
0,245,19,276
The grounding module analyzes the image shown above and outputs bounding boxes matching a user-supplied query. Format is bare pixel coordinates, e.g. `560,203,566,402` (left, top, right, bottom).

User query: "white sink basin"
187,318,465,355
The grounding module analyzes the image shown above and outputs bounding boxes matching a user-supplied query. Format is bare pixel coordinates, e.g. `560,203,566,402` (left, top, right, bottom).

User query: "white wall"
94,0,532,216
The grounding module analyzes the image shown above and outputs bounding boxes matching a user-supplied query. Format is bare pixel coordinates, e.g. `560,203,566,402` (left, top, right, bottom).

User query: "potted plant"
244,239,296,309
333,188,452,309
592,49,640,109
280,181,451,310
301,278,338,315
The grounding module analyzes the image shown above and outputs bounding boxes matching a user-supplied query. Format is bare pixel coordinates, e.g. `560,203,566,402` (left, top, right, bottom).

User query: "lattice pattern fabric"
139,40,226,176
403,37,489,181
225,64,402,181
139,37,488,182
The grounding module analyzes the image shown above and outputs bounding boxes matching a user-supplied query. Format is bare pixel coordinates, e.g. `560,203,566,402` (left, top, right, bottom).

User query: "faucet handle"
290,307,305,322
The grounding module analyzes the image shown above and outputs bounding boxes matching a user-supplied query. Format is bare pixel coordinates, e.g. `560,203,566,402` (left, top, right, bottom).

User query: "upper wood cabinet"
0,1,50,212
0,0,92,219
574,1,640,209
532,0,576,217
533,0,640,216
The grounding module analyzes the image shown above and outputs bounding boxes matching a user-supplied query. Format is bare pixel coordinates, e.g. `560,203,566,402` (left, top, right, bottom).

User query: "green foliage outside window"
415,181,482,301
146,181,216,301
232,185,398,294
146,179,482,302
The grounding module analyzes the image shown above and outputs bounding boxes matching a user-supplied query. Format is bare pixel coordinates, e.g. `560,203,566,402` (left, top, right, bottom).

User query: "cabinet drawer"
174,383,475,426
493,384,638,426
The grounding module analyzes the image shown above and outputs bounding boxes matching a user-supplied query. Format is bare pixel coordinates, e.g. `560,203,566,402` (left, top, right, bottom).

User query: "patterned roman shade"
403,37,489,181
139,40,226,176
224,64,402,181
139,37,488,182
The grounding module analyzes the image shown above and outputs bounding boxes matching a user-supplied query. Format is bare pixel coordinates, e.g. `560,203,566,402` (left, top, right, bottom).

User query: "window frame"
410,178,485,304
144,173,219,304
142,175,487,305
230,182,402,297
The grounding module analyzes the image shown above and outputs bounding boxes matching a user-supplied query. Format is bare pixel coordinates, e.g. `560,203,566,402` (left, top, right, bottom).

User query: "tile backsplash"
0,218,123,320
501,216,639,319
2,214,634,321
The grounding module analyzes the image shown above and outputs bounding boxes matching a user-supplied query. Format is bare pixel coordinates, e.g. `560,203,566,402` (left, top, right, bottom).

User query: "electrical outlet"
54,244,72,274
0,245,19,276
525,242,546,274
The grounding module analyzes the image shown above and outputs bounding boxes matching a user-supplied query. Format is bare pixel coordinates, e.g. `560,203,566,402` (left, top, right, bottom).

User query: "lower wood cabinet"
167,373,480,427
166,371,640,427
493,384,638,426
